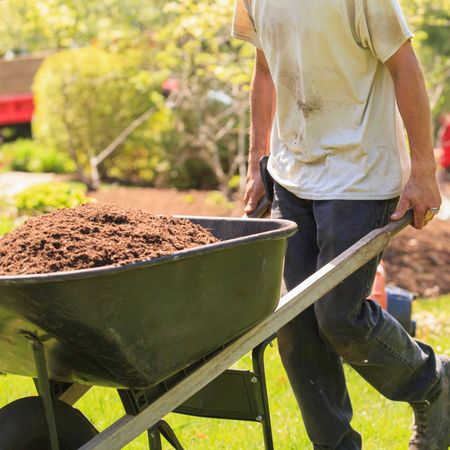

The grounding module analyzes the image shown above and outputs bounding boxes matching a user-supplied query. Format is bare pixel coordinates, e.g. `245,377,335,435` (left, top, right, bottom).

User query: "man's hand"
391,167,441,229
244,166,265,214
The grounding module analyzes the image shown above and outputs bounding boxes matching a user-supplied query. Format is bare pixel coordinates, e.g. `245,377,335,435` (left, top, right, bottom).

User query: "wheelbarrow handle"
382,208,414,237
243,197,272,219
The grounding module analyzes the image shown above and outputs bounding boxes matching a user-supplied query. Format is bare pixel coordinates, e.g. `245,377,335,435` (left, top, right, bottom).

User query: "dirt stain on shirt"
297,99,323,118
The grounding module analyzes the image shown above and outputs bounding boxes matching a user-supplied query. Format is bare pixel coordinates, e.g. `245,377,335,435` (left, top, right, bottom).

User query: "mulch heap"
0,203,219,276
384,218,450,298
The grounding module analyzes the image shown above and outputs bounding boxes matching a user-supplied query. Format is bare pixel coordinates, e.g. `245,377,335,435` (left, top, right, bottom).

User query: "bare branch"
94,106,154,165
212,118,236,142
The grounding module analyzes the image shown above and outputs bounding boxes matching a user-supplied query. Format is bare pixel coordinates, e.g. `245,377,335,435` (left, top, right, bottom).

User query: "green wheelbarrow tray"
0,216,297,390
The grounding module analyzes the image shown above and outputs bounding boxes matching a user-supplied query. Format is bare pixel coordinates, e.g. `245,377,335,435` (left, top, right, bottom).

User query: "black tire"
0,396,98,450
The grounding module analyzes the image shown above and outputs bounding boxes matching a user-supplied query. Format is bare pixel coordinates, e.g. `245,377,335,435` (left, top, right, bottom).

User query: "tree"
401,0,450,118
32,46,174,189
154,0,254,196
0,0,160,55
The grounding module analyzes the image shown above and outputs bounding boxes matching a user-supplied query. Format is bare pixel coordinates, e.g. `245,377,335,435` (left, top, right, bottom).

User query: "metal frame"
118,335,277,450
22,332,277,450
23,332,60,450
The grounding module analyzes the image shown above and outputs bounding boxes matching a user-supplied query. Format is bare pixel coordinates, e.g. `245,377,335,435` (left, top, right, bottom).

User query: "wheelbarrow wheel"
0,396,98,450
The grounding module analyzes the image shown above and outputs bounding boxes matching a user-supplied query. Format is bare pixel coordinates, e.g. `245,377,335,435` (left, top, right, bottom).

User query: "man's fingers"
391,196,410,221
244,199,256,214
244,175,265,214
413,205,426,229
244,193,263,213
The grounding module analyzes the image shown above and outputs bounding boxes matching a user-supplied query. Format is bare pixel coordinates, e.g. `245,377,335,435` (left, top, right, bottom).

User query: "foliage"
33,46,174,189
14,182,91,215
1,0,447,190
0,0,162,55
0,196,16,236
162,157,218,190
401,0,450,118
0,218,15,236
101,107,176,186
0,139,75,174
205,191,235,210
154,0,254,194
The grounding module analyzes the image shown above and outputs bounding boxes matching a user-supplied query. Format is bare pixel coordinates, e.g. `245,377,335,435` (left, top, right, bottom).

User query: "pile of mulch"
0,203,219,275
384,218,450,298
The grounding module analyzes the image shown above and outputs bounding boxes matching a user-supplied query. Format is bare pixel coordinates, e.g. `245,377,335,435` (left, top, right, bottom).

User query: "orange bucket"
370,262,388,310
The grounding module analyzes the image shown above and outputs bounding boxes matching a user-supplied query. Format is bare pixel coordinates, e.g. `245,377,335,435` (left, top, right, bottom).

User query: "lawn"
0,296,448,449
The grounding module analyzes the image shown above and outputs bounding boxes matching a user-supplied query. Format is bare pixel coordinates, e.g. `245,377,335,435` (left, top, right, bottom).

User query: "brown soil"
90,187,243,217
384,218,450,297
0,203,219,275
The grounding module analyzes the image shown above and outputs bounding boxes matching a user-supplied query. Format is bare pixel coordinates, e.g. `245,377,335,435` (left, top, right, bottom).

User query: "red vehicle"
0,54,45,136
439,114,450,175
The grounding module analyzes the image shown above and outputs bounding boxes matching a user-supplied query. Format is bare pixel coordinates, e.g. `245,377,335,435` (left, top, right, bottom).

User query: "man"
232,1,449,449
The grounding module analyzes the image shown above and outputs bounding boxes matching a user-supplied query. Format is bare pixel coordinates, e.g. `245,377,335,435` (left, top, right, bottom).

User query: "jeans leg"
313,199,442,403
272,184,361,449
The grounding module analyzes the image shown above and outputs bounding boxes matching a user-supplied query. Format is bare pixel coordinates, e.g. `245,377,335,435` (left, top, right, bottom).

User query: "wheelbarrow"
0,212,412,449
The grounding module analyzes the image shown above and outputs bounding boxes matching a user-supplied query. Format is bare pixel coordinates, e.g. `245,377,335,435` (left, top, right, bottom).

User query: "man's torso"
237,0,412,199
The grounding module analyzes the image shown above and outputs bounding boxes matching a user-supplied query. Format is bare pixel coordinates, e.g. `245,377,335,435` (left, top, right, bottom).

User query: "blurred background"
0,0,448,216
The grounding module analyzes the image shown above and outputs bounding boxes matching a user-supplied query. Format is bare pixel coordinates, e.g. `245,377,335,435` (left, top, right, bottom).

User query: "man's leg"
313,199,442,404
273,184,362,449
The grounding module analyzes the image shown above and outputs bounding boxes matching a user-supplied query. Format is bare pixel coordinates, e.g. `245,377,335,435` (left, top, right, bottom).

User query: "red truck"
0,54,46,130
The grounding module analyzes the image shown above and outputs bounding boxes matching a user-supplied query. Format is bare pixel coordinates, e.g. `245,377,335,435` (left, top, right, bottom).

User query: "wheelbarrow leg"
148,427,162,450
23,332,60,450
119,390,185,450
148,421,185,450
252,335,276,450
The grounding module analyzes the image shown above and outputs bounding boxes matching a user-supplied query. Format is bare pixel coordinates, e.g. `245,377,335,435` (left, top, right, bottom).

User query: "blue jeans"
271,183,442,450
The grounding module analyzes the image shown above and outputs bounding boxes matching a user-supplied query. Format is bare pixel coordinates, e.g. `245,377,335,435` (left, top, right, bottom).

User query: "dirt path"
0,171,60,196
90,186,244,217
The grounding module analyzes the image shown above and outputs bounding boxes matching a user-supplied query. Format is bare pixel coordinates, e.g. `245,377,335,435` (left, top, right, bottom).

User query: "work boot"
409,356,450,450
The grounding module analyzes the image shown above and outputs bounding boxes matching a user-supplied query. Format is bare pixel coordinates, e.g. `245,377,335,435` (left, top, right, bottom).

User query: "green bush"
0,218,15,236
102,106,176,185
14,182,91,215
32,46,174,188
163,157,218,190
0,139,75,173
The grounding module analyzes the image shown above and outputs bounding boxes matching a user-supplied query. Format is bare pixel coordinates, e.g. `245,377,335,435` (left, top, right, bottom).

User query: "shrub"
32,46,173,188
0,218,15,236
14,182,91,215
0,139,75,173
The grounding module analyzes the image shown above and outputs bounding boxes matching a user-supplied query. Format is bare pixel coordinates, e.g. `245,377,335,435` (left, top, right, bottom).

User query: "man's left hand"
391,169,441,229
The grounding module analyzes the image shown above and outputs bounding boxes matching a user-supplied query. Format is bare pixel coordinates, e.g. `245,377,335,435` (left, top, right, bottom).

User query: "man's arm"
244,49,276,214
386,41,442,229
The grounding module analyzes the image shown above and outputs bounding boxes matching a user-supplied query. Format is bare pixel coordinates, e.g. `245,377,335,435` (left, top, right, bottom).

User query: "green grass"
0,217,15,235
0,296,448,449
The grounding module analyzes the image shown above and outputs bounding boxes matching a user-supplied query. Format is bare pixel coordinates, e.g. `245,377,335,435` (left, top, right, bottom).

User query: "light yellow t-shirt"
232,0,413,200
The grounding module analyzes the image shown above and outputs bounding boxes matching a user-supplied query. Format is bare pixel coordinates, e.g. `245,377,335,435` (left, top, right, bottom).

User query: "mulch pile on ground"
384,218,450,298
0,203,219,275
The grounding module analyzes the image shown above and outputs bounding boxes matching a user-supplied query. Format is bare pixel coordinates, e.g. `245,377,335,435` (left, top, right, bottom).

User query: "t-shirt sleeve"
231,0,262,49
356,0,413,63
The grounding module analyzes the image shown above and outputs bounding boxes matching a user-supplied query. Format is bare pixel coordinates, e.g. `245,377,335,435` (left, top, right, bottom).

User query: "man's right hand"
244,168,265,214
